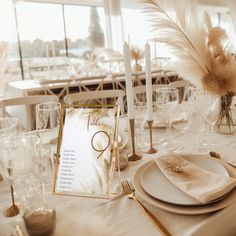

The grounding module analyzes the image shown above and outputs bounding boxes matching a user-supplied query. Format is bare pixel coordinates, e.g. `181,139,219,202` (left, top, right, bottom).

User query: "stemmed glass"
201,94,220,149
134,101,147,149
0,134,40,217
156,87,179,150
187,87,209,151
35,102,61,171
1,134,57,235
172,103,193,152
35,102,61,143
0,118,18,183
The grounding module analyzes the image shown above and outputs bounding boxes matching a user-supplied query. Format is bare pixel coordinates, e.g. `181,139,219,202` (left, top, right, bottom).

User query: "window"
0,0,22,88
121,6,172,65
64,5,106,58
16,2,66,79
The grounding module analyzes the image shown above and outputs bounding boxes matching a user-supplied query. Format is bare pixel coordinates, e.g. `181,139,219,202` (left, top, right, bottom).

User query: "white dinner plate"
141,154,229,206
133,155,236,215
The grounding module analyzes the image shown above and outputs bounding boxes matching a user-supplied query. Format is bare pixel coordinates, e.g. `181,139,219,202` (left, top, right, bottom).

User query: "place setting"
2,0,236,235
132,152,236,215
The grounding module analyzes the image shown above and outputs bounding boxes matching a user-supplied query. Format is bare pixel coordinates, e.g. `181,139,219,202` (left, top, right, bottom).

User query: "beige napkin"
155,154,236,203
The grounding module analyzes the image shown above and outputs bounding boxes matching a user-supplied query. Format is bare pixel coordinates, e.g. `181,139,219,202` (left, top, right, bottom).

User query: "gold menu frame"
53,104,121,199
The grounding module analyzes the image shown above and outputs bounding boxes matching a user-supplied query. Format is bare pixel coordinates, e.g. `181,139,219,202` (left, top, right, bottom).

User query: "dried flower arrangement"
143,0,236,132
130,46,144,72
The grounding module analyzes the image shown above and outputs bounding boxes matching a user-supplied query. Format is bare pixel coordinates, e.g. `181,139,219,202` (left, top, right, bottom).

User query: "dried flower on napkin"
155,154,236,203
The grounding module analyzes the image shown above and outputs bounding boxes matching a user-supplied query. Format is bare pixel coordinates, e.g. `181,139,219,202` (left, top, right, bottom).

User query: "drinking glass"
35,102,61,144
134,101,148,149
172,103,193,152
0,134,40,217
186,87,210,151
2,135,56,236
35,102,61,193
0,117,18,139
23,194,56,236
188,86,200,102
0,118,18,182
201,94,220,149
156,87,179,150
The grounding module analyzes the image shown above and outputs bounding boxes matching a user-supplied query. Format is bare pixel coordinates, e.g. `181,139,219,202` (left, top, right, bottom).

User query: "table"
1,119,236,236
8,70,178,99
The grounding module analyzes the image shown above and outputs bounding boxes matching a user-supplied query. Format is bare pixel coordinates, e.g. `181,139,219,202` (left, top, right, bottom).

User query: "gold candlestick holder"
147,120,157,154
128,119,142,162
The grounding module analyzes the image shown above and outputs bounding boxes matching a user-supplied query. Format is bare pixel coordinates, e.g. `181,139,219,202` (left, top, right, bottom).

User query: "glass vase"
216,93,235,134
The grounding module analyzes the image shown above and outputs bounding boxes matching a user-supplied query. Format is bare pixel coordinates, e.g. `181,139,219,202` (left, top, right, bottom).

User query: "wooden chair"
133,84,168,104
168,79,190,102
0,95,59,130
63,89,126,115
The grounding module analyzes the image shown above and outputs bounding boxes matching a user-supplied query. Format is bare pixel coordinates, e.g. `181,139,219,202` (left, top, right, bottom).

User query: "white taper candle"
145,41,153,121
123,42,135,119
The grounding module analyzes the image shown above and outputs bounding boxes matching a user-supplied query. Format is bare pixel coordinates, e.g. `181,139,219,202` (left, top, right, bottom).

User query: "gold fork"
15,225,24,236
121,180,171,236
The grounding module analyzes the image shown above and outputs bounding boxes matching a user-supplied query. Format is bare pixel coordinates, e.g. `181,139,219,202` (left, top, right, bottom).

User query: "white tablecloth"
1,125,236,236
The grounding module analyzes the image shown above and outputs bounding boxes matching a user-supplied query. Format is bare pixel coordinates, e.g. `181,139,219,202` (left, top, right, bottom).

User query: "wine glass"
35,102,61,143
2,135,56,236
134,101,148,149
172,102,193,152
187,87,210,151
0,134,40,217
201,94,220,149
0,118,18,183
156,87,179,150
36,102,61,160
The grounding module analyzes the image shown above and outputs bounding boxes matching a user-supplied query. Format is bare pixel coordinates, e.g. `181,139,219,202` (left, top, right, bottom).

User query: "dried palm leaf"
143,0,236,95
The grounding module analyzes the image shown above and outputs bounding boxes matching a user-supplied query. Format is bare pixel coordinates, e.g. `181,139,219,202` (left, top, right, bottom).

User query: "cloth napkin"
155,154,236,203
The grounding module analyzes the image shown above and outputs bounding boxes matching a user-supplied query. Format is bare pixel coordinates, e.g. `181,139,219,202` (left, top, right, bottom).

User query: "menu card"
53,106,120,198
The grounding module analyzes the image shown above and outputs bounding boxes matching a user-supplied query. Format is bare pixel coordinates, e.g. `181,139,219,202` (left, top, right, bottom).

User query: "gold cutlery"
121,180,171,236
209,151,236,168
15,225,24,236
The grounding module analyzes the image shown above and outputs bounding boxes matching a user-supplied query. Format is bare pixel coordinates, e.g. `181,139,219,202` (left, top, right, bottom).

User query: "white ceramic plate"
141,154,229,206
133,155,236,215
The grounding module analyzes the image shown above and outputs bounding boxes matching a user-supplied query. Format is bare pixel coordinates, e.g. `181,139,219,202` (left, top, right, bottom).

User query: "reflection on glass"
0,1,22,90
156,87,179,150
64,5,106,76
16,2,66,80
64,5,106,56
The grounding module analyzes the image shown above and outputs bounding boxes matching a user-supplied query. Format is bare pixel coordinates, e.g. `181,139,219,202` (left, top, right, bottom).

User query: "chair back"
168,80,190,102
0,95,59,130
133,84,168,104
63,90,125,114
